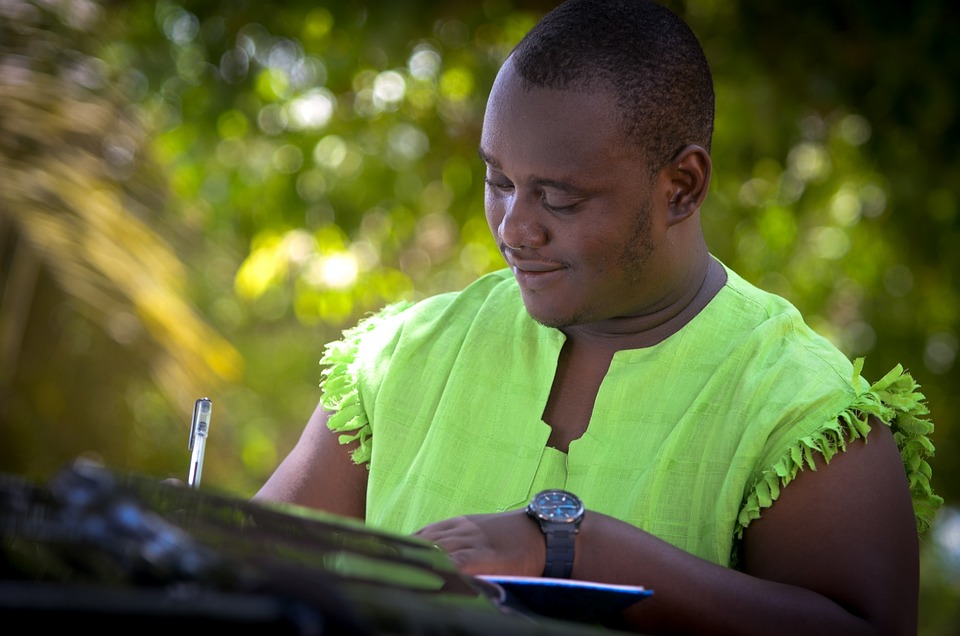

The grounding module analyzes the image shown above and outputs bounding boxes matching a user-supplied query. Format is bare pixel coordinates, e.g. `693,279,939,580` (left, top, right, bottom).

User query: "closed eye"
484,176,514,192
541,191,583,214
542,197,578,213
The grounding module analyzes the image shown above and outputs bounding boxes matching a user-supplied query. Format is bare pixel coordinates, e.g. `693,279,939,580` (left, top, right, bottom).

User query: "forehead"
480,59,641,176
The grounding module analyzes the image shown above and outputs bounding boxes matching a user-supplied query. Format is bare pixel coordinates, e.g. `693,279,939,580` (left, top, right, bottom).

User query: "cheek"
485,194,503,235
573,227,628,274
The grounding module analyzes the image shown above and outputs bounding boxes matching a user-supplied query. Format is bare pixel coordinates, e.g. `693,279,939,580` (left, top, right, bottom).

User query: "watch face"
530,490,584,523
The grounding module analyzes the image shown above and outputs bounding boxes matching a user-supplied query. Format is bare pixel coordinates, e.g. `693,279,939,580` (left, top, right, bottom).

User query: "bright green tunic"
320,265,940,567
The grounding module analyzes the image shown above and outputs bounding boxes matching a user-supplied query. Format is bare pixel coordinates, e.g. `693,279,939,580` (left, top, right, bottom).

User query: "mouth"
506,255,566,289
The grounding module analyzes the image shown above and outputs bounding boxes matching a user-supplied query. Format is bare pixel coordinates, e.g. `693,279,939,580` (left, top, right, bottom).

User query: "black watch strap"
542,524,576,578
527,489,584,579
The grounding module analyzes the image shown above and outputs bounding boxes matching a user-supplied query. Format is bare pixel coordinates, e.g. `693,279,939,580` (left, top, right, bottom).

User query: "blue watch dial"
532,490,584,523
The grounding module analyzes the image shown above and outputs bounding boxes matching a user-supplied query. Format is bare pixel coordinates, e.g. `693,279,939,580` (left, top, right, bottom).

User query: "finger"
419,528,474,552
414,516,465,536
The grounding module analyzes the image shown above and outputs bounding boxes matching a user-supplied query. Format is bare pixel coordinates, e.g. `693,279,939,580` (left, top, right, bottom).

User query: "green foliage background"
1,0,958,631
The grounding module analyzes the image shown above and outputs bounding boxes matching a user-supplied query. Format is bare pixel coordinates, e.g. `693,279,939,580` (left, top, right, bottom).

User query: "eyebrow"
477,146,498,168
477,146,582,194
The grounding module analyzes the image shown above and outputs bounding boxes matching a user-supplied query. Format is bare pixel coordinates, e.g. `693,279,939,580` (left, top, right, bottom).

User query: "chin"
521,299,582,330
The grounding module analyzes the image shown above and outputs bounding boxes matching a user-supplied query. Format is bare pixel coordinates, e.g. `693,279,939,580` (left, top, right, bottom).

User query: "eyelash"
484,177,577,214
483,176,512,191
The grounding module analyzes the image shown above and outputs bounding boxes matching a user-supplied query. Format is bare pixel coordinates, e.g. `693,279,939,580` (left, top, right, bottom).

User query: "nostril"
497,202,547,250
498,222,520,250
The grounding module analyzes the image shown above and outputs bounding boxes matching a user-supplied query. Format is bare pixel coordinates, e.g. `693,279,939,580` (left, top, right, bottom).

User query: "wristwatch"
526,489,585,579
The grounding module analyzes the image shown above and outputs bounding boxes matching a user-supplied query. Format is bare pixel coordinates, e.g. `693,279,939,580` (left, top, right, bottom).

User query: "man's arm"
416,418,919,635
735,416,918,635
254,400,368,520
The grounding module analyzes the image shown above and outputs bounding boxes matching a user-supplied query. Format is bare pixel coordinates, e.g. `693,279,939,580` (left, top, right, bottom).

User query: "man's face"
480,59,671,329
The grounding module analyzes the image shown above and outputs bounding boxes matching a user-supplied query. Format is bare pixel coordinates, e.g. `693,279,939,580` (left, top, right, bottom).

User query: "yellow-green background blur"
1,1,957,632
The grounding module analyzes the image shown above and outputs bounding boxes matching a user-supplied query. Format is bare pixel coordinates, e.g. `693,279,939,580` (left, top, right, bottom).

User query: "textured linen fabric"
320,263,940,567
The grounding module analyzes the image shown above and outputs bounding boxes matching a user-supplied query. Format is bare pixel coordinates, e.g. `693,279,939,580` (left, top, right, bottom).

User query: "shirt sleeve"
735,358,941,540
318,301,413,465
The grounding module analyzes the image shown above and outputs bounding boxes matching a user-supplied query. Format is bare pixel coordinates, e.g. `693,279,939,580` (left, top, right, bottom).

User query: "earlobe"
665,145,711,226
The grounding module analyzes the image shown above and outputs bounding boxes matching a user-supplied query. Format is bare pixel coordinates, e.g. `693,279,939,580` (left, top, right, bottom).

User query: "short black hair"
511,0,715,175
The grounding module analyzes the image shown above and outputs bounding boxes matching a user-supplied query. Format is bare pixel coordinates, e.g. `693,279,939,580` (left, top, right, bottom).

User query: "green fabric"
321,264,940,567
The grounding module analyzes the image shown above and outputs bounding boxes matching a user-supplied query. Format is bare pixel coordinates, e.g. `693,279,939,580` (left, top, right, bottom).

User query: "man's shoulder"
708,263,821,344
353,269,522,350
705,265,856,394
404,268,519,320
715,264,799,316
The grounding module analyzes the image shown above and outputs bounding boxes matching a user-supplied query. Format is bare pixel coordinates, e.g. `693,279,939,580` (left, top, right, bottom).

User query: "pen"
187,397,212,488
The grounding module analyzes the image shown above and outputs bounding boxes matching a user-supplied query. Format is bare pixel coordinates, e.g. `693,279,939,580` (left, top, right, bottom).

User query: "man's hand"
414,508,546,576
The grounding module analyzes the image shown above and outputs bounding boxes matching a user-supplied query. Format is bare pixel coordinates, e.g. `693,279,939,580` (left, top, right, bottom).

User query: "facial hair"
532,197,655,330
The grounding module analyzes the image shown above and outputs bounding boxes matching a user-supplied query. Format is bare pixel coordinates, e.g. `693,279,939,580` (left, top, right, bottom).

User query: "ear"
663,145,711,226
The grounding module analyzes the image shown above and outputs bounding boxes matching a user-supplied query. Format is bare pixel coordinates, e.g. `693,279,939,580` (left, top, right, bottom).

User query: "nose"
495,194,547,250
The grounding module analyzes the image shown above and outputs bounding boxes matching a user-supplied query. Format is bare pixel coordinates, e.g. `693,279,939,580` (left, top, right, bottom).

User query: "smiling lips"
507,255,566,289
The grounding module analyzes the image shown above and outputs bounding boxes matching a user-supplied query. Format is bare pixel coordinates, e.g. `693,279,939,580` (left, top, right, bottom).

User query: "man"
256,1,939,633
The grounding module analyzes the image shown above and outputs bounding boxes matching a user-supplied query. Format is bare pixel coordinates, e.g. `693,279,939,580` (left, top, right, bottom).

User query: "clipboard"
477,574,652,623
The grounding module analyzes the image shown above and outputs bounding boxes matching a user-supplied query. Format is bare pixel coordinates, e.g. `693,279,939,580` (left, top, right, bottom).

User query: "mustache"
500,246,567,271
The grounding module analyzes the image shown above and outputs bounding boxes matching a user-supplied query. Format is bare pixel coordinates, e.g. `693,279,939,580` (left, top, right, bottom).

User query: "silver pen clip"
187,397,212,488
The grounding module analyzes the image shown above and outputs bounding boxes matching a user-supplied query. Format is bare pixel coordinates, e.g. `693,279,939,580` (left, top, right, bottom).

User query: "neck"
562,248,726,351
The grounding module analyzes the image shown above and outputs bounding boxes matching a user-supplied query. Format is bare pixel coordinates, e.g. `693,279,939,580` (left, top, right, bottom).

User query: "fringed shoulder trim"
319,301,413,465
736,358,942,542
